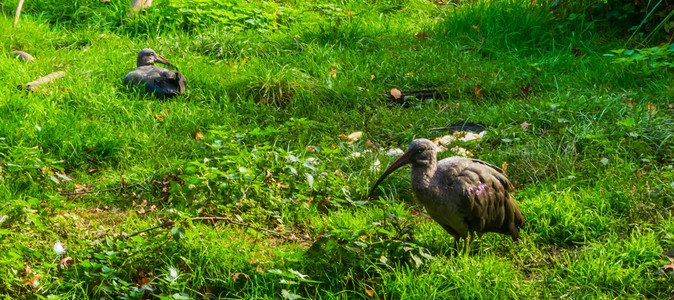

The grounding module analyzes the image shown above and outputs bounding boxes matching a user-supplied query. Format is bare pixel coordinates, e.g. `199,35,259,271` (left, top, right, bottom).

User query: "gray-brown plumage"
369,138,524,253
12,51,34,62
124,48,186,99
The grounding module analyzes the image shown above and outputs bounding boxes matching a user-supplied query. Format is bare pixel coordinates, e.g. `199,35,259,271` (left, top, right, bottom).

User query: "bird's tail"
506,194,525,241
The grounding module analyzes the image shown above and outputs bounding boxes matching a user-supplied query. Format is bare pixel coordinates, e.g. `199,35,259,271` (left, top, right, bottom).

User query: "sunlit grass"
0,0,673,298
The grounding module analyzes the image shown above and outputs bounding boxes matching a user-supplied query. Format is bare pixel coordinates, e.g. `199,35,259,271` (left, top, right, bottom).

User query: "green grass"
1,0,673,298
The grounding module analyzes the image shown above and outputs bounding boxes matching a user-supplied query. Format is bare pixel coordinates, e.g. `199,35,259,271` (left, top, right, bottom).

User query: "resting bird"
124,48,186,99
369,138,525,253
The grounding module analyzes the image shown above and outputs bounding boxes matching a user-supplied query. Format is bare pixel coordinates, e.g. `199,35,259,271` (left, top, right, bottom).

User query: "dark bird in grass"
12,51,34,62
369,138,525,254
124,48,186,99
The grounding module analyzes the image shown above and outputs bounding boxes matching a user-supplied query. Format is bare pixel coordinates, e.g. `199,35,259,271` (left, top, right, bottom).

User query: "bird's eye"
417,148,424,153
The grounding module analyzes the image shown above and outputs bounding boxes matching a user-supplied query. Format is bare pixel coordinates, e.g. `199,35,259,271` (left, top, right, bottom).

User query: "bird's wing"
450,158,524,238
157,69,187,96
469,159,513,192
124,67,160,86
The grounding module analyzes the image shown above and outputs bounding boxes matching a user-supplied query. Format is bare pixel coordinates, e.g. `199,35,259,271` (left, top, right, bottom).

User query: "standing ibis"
369,138,524,253
124,48,186,99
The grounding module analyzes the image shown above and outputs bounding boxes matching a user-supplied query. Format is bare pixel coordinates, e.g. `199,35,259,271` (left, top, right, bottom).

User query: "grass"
1,0,673,298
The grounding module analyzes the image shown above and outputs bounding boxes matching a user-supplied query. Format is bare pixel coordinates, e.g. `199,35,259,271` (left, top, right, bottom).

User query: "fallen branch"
191,217,282,236
14,0,25,26
123,216,282,239
59,183,143,196
18,71,66,91
125,220,175,238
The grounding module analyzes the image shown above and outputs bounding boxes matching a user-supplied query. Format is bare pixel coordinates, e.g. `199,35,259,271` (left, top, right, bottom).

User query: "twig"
210,218,221,239
125,220,174,238
14,0,25,26
18,71,66,91
240,171,265,201
60,182,143,196
122,216,282,240
191,217,282,236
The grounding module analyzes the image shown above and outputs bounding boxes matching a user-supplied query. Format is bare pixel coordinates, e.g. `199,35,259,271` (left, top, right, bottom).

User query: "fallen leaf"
647,104,656,114
345,131,363,143
474,84,483,98
154,114,165,121
365,289,375,297
571,47,584,57
365,140,376,149
414,30,429,40
58,257,74,268
231,272,250,281
520,121,531,129
20,265,41,288
518,83,532,97
329,66,337,78
88,169,98,174
471,25,480,32
390,88,402,99
195,130,204,140
370,75,375,80
344,10,355,16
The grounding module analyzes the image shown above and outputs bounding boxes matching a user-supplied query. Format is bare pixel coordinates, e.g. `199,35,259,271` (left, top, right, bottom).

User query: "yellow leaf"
474,84,483,98
194,130,204,140
390,88,402,99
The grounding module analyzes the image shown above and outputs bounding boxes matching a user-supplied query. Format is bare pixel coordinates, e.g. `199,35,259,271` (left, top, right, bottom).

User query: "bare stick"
125,220,174,238
191,217,282,236
60,183,142,196
18,71,66,91
210,218,221,239
14,0,25,26
123,217,282,239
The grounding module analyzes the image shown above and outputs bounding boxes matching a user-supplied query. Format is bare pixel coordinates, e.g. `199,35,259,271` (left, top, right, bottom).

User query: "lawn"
1,0,673,298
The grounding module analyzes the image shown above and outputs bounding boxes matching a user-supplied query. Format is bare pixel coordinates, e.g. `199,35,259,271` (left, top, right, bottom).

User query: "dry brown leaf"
414,30,429,40
365,289,375,297
344,11,355,16
329,66,337,78
474,84,483,98
520,121,531,129
195,130,204,140
647,104,656,114
571,47,584,57
20,265,41,288
231,272,250,281
518,83,532,97
58,257,74,268
366,140,376,149
154,114,165,121
390,88,402,99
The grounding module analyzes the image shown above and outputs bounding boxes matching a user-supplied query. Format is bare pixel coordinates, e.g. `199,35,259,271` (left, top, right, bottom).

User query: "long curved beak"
368,151,413,197
155,53,174,67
